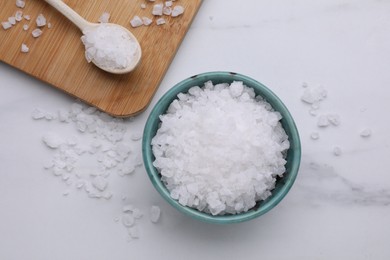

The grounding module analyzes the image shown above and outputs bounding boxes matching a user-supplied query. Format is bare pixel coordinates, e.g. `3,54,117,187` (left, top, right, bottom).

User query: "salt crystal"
23,24,29,31
333,146,342,156
98,12,110,23
165,1,173,7
122,214,135,227
327,114,341,126
360,128,372,138
2,22,12,30
32,28,43,38
91,176,108,191
36,14,46,27
130,16,143,28
42,132,64,149
317,115,329,127
132,208,144,219
15,11,23,22
122,204,134,212
140,3,146,9
8,17,16,25
142,17,153,26
62,190,70,196
163,7,172,16
171,5,185,17
16,0,25,8
156,18,165,25
310,132,320,140
32,108,46,120
150,205,161,223
23,15,30,20
301,86,327,104
47,22,52,29
152,4,164,16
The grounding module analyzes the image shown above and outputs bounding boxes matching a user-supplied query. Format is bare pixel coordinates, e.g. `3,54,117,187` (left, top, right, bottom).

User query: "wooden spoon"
44,0,142,74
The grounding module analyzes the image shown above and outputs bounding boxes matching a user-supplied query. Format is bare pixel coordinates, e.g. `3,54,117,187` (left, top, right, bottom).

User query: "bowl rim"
142,71,301,224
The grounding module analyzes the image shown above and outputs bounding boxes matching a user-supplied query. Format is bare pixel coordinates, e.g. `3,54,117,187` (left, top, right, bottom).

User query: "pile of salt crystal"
81,24,138,70
33,102,143,199
152,81,290,215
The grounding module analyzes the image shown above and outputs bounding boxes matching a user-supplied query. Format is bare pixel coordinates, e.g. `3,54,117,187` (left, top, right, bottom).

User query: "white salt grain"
81,24,139,70
16,0,25,8
152,81,289,215
130,16,143,28
317,115,329,127
301,86,327,104
21,43,29,53
171,5,185,17
152,4,163,16
32,28,43,38
360,128,372,138
42,132,64,149
8,17,16,25
23,15,30,20
163,7,172,16
2,22,12,30
23,24,29,31
92,176,108,191
165,1,173,7
98,12,110,23
122,214,135,227
140,3,146,9
36,14,46,27
15,11,23,22
47,22,52,29
141,17,153,26
156,17,165,25
150,205,161,223
327,114,341,126
310,132,320,140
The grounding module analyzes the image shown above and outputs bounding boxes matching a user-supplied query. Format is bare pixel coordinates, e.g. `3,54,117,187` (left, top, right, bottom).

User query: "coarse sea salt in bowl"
142,72,301,224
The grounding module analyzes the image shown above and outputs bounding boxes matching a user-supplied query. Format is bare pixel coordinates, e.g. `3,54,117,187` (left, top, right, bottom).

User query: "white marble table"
1,0,390,259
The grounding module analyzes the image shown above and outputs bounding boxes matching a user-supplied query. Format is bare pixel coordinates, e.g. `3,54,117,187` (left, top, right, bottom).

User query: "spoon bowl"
44,0,141,74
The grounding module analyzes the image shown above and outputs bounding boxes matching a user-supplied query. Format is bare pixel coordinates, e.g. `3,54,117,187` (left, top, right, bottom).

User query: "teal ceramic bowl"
142,72,301,224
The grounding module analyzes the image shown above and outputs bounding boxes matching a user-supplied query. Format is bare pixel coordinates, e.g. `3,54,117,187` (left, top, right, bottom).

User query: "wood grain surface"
0,0,202,117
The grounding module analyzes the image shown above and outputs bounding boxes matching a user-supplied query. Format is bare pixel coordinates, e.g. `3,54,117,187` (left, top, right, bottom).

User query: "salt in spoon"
44,0,142,74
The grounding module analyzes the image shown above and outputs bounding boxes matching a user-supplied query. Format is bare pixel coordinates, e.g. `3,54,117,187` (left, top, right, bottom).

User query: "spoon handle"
44,0,93,32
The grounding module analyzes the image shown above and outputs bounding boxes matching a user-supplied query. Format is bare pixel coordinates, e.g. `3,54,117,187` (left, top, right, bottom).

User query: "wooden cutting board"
0,0,202,117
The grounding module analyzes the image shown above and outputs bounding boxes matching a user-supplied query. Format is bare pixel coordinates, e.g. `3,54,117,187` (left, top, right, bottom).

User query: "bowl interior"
142,72,301,224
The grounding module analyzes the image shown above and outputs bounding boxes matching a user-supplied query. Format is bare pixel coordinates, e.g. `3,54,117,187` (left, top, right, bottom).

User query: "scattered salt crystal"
81,24,139,70
23,14,30,20
150,205,161,223
152,81,289,215
165,1,173,7
317,115,329,127
142,17,153,26
36,14,46,27
20,43,29,53
122,204,135,212
42,132,64,149
2,22,12,30
163,7,172,16
130,16,143,28
310,132,320,140
156,17,165,25
16,0,25,8
8,17,16,25
333,146,342,156
32,28,43,38
132,208,144,219
92,176,108,191
171,5,185,17
301,86,327,104
23,24,29,31
122,214,135,227
360,128,372,138
15,11,23,22
62,190,70,196
152,4,164,16
98,12,110,23
327,114,341,126
47,22,52,29
128,226,140,239
140,3,146,9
